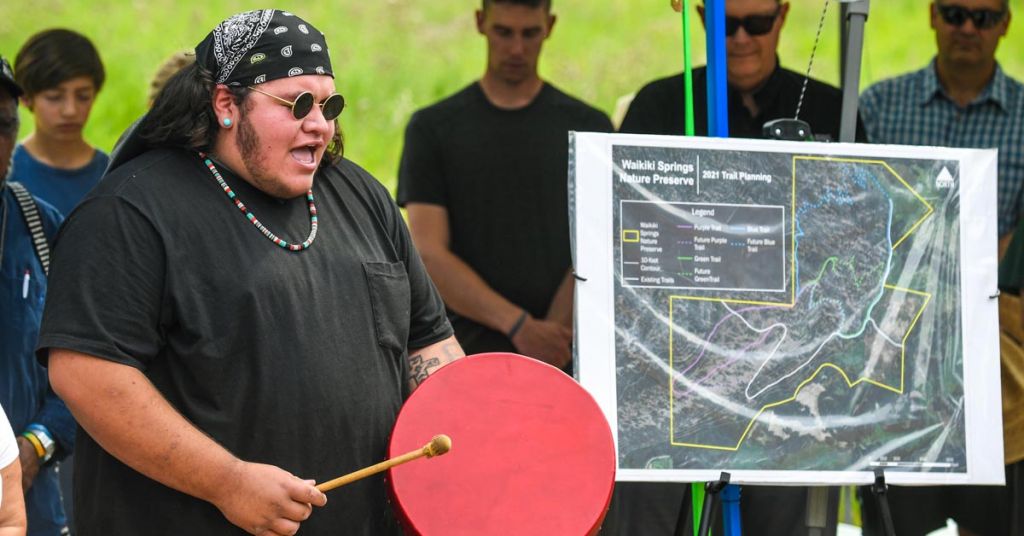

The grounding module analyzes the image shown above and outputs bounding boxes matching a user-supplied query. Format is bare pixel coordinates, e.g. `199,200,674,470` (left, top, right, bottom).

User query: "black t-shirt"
37,149,452,535
396,82,612,354
620,64,866,142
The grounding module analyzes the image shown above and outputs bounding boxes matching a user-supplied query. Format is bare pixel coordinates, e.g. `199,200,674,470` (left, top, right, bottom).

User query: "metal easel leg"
870,468,896,536
838,0,869,143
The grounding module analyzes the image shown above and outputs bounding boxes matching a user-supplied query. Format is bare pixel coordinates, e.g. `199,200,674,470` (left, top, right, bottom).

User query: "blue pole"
704,1,737,534
721,482,743,535
705,0,729,137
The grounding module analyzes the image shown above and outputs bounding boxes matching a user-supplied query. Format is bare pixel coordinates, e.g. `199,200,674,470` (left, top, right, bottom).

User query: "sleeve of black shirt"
588,109,614,133
619,83,664,134
37,196,167,371
376,172,454,350
396,111,447,208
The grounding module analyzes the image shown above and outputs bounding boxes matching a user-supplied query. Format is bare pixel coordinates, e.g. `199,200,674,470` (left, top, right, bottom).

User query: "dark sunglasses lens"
940,5,969,26
744,15,777,36
939,5,1004,29
725,17,741,36
322,94,345,121
724,14,775,37
975,10,1004,29
292,92,314,119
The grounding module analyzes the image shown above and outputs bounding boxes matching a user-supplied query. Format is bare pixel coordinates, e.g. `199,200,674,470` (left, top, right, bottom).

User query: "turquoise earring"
223,118,232,127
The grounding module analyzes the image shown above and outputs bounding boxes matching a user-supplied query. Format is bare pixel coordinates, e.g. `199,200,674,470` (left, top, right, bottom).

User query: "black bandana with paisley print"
195,9,333,87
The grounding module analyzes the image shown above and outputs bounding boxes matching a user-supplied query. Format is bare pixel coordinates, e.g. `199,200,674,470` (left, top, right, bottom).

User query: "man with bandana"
37,10,462,536
0,56,71,536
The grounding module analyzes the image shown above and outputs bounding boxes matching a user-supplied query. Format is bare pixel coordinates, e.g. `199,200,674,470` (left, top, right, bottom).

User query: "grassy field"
2,1,1022,192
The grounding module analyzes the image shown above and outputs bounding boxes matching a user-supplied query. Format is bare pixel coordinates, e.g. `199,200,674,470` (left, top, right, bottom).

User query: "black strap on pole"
698,472,731,536
870,468,896,536
9,182,50,274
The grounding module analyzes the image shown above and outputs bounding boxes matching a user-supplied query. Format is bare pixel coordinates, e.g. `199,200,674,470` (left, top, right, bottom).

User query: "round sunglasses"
247,86,345,121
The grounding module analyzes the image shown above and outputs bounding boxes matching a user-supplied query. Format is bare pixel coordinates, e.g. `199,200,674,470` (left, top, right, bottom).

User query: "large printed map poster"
571,133,1004,485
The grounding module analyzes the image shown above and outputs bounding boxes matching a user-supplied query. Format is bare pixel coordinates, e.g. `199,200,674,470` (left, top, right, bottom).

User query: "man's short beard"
236,111,262,183
235,108,300,199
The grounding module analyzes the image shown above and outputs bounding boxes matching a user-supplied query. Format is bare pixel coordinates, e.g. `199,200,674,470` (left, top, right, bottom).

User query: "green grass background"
1,1,1022,192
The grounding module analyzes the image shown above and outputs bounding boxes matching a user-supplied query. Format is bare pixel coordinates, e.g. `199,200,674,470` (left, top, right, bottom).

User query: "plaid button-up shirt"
860,59,1024,237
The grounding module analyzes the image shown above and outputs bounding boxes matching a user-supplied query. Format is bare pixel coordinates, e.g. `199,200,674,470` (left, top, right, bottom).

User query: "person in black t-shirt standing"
397,0,612,371
621,0,864,142
37,10,462,536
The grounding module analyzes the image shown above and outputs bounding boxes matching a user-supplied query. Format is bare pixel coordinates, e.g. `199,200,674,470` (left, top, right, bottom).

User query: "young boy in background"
12,28,108,216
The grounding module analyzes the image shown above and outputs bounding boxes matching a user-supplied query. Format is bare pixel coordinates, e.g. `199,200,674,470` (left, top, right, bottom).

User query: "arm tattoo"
409,354,442,386
408,339,465,388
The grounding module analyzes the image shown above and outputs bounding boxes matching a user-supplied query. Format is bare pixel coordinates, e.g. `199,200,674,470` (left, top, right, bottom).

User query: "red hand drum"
388,353,616,535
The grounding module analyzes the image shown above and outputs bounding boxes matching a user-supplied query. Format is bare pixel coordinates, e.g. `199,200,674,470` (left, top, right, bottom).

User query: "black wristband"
506,310,529,339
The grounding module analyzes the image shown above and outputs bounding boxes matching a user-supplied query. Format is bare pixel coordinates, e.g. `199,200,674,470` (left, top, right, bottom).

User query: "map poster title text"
617,158,773,186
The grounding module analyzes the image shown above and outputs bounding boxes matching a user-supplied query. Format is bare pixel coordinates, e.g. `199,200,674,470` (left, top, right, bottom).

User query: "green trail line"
806,256,888,290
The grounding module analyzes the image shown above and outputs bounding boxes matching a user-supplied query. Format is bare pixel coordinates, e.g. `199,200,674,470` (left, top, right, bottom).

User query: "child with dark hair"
11,28,108,216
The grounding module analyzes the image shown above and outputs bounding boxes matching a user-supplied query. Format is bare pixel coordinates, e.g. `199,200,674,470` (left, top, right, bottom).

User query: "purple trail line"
679,240,693,245
677,224,695,229
678,328,777,402
678,304,777,376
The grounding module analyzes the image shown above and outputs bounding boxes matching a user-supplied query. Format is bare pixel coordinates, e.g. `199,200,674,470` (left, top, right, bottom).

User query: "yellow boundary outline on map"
668,156,935,451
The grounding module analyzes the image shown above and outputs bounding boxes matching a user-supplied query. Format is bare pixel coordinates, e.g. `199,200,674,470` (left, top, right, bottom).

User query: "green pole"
682,0,695,136
691,482,705,536
682,2,701,532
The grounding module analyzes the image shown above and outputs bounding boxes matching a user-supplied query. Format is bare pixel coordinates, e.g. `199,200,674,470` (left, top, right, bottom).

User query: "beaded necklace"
201,153,318,251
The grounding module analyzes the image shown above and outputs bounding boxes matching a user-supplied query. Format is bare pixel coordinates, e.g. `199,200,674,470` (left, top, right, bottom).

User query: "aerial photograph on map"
609,144,965,474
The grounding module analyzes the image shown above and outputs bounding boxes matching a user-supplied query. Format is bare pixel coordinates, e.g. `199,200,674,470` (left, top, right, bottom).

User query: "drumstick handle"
316,448,426,492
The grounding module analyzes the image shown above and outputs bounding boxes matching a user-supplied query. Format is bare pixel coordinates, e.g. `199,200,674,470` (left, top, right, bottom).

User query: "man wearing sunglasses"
36,9,463,536
397,0,611,373
621,0,863,142
858,1,1022,535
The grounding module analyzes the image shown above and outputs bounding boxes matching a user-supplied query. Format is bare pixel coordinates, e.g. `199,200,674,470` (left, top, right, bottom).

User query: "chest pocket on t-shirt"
362,261,412,353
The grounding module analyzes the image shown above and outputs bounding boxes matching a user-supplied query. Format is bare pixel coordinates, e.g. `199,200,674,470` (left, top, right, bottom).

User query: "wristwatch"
24,424,56,463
